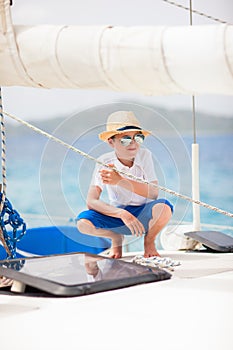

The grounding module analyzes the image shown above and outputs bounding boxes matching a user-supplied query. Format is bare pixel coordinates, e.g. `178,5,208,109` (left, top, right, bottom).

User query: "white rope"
0,89,6,210
0,90,11,255
161,0,231,25
3,110,233,219
131,255,181,271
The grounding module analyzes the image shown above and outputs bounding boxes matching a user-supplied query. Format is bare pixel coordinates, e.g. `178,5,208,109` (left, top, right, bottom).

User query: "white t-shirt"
91,148,157,206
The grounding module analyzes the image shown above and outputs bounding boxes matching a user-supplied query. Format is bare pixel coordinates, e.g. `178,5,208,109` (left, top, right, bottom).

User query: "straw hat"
99,111,151,142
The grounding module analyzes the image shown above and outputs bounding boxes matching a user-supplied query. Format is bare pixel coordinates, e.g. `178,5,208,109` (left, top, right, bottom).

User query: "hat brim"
99,128,151,142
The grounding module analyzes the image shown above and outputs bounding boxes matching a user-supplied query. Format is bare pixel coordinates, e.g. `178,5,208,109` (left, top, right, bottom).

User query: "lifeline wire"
3,110,233,219
161,0,231,25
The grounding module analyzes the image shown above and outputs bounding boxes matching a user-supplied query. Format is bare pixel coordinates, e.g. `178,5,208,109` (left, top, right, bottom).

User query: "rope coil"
0,194,26,258
131,255,181,271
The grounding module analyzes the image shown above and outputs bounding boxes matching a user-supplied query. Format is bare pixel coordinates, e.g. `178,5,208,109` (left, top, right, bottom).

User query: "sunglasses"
119,133,145,147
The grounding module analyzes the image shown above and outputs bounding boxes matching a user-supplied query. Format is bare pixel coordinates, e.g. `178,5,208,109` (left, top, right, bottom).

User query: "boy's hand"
119,210,145,236
100,164,122,185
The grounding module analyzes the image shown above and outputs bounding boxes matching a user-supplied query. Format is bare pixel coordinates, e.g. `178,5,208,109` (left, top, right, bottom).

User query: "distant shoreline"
6,101,233,137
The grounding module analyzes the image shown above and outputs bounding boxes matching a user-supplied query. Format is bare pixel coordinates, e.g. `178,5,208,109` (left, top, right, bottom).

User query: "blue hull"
0,226,111,259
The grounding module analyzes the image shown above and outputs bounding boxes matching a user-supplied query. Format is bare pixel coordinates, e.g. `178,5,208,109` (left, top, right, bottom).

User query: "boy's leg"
77,219,124,259
144,203,172,257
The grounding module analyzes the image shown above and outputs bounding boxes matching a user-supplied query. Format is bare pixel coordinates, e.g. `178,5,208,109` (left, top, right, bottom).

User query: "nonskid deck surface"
0,250,233,350
119,250,233,279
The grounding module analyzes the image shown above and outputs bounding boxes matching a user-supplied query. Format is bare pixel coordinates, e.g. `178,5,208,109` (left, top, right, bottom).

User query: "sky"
2,0,233,121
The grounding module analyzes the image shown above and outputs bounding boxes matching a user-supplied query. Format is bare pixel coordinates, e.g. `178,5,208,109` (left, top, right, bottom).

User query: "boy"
77,111,173,258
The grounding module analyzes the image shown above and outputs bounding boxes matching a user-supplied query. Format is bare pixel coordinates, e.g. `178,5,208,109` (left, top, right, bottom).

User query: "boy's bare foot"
144,235,161,258
108,245,122,259
0,276,13,287
108,235,123,259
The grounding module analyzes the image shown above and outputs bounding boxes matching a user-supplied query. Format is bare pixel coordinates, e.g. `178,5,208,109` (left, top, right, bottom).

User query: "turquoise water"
4,130,233,236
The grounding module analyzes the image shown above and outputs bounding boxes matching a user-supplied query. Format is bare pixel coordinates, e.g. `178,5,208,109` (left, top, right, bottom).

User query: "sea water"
4,129,233,239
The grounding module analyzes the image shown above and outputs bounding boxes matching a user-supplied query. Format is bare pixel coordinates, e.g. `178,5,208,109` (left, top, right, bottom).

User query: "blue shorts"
76,199,173,236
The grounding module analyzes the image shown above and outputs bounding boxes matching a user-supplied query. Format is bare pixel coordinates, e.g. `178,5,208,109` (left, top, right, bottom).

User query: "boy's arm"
118,178,159,199
100,168,158,199
86,185,145,236
86,185,123,218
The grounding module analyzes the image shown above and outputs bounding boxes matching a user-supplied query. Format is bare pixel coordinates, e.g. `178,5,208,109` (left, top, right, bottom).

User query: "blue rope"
0,258,25,271
0,193,26,259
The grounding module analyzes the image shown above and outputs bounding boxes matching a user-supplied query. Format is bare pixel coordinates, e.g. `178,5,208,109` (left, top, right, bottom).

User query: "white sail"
0,0,233,94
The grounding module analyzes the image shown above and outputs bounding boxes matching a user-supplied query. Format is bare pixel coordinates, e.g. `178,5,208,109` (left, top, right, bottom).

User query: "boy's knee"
152,203,172,224
162,204,172,216
77,218,94,234
163,204,172,221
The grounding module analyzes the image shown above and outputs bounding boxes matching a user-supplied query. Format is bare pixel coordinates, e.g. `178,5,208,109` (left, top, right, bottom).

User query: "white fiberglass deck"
1,250,233,350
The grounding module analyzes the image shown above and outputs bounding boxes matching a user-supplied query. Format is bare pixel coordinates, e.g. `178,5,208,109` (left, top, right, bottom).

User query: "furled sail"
0,0,233,95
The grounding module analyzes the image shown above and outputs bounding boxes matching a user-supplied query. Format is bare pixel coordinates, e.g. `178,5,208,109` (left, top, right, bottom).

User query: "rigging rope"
0,88,11,255
161,0,231,25
0,90,26,258
0,89,7,213
3,110,233,219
